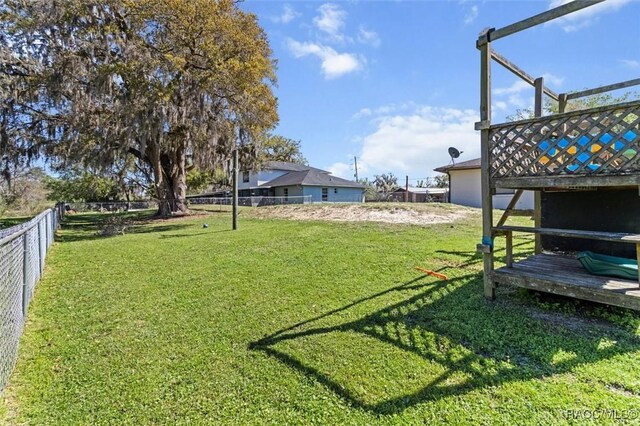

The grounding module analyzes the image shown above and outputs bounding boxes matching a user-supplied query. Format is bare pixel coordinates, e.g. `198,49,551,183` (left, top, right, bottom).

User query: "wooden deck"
492,253,640,311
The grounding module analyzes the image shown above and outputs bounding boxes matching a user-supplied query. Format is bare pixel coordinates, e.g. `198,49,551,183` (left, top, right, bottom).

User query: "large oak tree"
1,0,278,215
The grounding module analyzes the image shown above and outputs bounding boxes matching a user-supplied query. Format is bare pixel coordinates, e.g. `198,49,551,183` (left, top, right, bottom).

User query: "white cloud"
549,0,632,32
464,5,479,25
492,74,562,114
541,72,564,88
313,3,347,41
620,59,640,69
494,80,531,96
352,102,417,120
272,4,300,24
287,39,363,79
327,161,357,180
493,101,508,111
507,94,530,110
357,26,381,47
353,105,480,178
353,107,372,119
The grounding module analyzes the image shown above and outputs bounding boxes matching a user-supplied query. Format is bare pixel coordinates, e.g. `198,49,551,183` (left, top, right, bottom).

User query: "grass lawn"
1,207,639,425
0,216,32,230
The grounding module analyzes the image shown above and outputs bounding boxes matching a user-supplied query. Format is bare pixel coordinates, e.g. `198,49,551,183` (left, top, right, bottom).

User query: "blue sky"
241,0,640,184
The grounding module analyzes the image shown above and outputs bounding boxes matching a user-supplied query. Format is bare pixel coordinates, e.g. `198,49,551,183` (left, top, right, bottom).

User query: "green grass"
2,208,639,425
0,216,32,230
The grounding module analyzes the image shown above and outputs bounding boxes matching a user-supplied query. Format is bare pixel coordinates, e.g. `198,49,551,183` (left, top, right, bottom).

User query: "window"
322,187,328,201
242,171,250,183
283,188,288,200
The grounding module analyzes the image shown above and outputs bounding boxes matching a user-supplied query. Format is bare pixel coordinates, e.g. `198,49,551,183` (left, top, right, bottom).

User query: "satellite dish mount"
448,147,463,165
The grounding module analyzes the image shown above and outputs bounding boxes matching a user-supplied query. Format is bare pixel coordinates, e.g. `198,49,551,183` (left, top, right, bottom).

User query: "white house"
434,158,534,210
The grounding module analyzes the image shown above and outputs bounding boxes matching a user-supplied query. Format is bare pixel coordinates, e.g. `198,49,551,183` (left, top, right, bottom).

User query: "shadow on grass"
158,229,233,239
250,272,638,415
56,212,193,243
435,238,534,269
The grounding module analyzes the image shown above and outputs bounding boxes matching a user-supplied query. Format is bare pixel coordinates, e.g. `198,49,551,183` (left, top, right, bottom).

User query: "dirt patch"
247,204,476,225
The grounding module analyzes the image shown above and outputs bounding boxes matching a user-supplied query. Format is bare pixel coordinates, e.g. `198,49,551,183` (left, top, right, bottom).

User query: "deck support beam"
496,189,524,227
479,31,495,299
533,77,544,255
486,1,605,42
506,231,513,268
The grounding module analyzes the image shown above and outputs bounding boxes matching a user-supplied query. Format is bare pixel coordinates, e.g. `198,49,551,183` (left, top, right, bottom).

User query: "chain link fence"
0,207,59,392
63,196,315,214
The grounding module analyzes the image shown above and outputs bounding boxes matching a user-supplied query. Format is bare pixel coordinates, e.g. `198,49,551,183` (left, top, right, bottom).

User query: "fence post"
37,221,43,276
22,231,29,316
45,213,49,249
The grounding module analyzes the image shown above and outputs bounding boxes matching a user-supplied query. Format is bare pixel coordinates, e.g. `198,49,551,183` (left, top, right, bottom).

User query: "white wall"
449,168,534,210
238,169,288,190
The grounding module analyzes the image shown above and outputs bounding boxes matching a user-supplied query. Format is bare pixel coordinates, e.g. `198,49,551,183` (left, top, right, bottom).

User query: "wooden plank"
489,99,640,130
494,225,640,243
495,265,640,295
480,38,495,300
492,254,640,311
487,1,605,42
499,259,640,292
509,209,534,217
566,78,640,100
492,271,640,311
507,259,611,288
494,174,640,189
505,231,513,268
490,50,559,101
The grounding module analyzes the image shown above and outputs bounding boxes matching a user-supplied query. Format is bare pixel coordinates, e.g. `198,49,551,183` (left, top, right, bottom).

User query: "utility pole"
404,175,409,203
354,156,359,181
232,148,238,230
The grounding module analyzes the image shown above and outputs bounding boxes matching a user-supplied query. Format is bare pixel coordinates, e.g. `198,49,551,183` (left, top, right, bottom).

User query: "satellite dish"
448,147,463,165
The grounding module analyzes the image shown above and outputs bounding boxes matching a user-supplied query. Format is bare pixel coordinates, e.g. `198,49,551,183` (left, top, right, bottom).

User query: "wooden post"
479,30,495,299
232,148,238,231
559,93,568,134
506,231,513,268
405,176,409,203
558,93,568,114
534,77,544,255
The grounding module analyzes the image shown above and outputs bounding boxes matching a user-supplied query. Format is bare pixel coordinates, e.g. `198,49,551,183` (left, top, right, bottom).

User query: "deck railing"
489,100,640,179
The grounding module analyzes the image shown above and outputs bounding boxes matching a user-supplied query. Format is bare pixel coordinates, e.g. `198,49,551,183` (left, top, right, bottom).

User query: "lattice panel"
489,101,640,179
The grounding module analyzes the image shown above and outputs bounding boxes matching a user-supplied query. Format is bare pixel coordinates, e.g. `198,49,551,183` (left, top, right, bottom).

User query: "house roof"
433,158,481,173
262,161,321,172
259,168,365,189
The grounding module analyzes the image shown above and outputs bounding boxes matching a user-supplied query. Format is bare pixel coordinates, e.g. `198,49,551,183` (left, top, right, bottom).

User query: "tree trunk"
170,142,188,213
149,143,172,217
148,140,189,217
